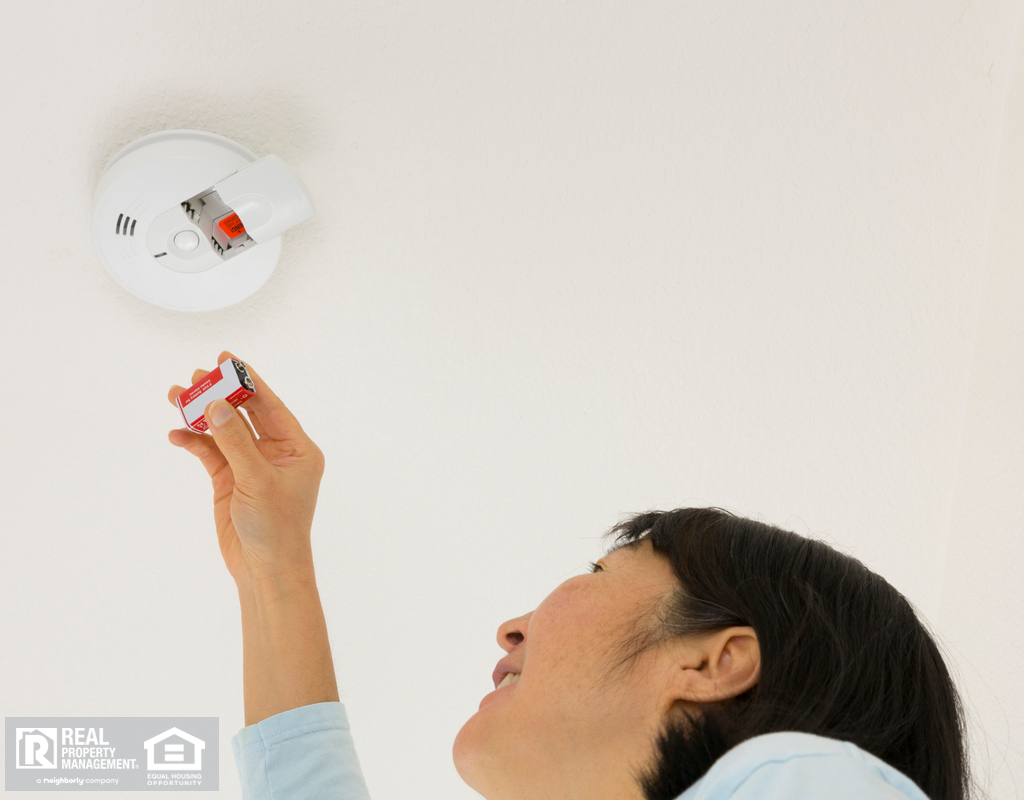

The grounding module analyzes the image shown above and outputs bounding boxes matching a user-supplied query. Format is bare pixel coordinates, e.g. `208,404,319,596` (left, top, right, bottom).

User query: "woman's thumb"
206,399,264,484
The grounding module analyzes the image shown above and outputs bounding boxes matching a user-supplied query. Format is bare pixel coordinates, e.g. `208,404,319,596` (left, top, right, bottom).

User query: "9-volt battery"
176,358,256,433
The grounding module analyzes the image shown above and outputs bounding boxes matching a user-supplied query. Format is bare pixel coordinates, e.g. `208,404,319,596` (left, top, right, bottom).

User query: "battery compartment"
181,188,255,260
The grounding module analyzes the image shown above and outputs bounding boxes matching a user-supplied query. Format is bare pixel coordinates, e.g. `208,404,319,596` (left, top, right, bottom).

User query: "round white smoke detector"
91,129,314,312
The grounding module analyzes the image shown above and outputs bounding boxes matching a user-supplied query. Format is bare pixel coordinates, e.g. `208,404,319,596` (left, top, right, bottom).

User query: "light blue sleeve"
230,701,372,800
678,732,931,800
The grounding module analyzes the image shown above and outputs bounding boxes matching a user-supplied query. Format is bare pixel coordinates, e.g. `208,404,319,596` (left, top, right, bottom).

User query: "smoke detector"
92,129,315,312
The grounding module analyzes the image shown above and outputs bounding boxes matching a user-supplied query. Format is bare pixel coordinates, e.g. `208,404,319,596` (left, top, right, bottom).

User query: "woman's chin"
453,698,511,788
452,713,488,791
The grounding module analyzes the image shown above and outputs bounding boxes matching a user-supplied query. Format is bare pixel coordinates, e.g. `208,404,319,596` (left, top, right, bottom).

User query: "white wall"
937,8,1024,796
0,2,1020,797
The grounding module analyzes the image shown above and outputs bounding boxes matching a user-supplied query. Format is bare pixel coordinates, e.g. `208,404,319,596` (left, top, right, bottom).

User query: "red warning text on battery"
218,213,247,239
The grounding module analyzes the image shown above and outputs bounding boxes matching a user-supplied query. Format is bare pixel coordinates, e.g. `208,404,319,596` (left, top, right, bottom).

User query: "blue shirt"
231,701,931,800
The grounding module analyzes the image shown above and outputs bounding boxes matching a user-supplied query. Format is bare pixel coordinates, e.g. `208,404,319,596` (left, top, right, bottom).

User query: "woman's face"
452,537,688,800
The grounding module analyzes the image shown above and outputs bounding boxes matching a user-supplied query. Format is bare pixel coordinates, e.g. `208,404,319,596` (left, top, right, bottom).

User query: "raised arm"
167,354,371,800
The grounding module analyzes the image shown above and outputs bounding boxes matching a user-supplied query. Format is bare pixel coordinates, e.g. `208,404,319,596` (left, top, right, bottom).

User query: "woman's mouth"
478,672,520,709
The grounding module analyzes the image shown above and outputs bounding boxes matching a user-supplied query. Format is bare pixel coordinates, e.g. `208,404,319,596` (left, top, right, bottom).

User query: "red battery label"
218,213,247,239
176,358,256,433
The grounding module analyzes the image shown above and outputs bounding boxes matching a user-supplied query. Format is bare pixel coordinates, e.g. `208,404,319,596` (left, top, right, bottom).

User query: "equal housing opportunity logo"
6,717,218,792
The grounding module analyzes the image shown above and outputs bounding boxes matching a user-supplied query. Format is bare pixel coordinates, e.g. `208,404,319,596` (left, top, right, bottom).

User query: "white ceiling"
1,2,1021,798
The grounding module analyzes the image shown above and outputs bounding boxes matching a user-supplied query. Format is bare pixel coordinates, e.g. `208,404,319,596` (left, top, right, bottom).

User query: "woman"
167,353,972,800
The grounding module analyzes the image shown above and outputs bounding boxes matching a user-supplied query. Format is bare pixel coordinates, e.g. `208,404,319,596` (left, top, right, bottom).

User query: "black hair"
599,507,972,800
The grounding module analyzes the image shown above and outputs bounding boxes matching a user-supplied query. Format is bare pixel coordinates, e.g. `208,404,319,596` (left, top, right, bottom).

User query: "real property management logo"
16,728,58,769
6,717,219,792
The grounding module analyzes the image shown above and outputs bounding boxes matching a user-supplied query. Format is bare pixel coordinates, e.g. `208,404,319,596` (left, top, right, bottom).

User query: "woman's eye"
588,561,603,573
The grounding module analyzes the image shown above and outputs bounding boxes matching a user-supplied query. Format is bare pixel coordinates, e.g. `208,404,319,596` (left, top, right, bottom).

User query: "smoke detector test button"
174,230,200,251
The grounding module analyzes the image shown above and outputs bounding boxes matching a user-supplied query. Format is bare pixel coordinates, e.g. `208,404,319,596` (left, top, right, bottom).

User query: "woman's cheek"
535,577,600,629
528,582,605,675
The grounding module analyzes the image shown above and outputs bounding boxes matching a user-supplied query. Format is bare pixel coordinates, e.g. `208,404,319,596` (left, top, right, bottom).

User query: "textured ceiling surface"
1,2,1021,798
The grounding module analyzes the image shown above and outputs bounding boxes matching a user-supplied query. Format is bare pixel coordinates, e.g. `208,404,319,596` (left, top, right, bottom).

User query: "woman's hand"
166,351,326,587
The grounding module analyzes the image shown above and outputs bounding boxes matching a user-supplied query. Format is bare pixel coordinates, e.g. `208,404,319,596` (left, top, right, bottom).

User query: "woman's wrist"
236,565,317,604
235,555,318,595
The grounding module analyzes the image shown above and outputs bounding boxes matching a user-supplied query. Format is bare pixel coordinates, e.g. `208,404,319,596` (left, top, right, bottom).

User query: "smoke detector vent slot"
116,213,138,236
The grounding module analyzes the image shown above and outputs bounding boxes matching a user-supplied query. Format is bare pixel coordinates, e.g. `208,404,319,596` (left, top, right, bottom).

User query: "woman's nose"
496,611,532,652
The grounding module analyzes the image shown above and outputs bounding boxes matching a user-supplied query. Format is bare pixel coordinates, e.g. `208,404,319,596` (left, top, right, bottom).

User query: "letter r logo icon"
16,728,57,768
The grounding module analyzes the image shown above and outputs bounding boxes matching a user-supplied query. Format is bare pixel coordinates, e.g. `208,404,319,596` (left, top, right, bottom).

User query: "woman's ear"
664,626,761,711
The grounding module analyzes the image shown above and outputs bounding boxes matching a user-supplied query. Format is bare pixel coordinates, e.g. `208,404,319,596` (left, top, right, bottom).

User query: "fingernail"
209,400,233,427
